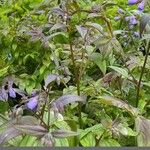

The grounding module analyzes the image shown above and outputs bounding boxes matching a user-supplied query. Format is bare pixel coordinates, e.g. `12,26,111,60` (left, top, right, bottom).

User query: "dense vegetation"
0,0,150,147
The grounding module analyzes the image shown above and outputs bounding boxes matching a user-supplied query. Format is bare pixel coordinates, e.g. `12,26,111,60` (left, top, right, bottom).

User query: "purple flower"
8,87,16,98
125,16,130,21
133,32,140,37
26,95,38,110
138,1,144,11
118,8,124,14
128,0,138,5
125,16,138,25
114,16,121,21
0,87,8,101
129,16,138,25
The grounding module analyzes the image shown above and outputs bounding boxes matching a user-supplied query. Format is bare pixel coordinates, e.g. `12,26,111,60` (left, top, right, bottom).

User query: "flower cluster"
0,76,39,110
128,0,145,12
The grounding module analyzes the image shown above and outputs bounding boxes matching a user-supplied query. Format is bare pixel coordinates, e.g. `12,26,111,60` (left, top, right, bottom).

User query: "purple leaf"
14,125,47,137
52,129,79,138
41,133,55,147
52,7,66,16
44,74,61,87
51,94,86,113
0,127,22,145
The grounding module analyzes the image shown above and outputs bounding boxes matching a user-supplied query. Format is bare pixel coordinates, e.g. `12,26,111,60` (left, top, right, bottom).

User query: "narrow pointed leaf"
135,116,150,146
51,94,86,112
14,125,47,136
0,127,22,145
52,129,79,138
94,96,139,117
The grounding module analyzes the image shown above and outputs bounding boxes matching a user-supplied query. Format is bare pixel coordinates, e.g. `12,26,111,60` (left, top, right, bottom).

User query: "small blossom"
138,1,145,11
133,32,140,37
129,25,134,29
126,16,138,25
114,16,121,21
118,8,124,14
125,16,130,21
0,87,8,101
26,95,38,110
128,0,138,5
129,16,138,25
9,87,16,98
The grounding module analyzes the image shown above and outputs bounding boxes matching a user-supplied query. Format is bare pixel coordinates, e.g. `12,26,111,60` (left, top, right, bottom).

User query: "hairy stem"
136,40,150,107
67,27,82,128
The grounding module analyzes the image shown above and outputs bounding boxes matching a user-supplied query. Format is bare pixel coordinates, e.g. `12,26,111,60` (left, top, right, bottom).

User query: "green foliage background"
0,0,150,147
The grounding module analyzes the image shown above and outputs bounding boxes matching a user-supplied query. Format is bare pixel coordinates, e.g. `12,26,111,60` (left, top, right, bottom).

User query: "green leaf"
18,135,39,147
0,66,9,77
55,138,69,147
116,124,137,136
80,132,96,147
109,66,128,78
94,95,139,117
90,53,107,75
99,139,120,146
0,102,8,114
110,38,124,55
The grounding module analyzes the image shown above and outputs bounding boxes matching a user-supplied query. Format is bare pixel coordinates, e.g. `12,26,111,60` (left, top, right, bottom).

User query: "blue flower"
114,16,121,21
138,1,145,11
26,95,38,110
129,16,138,25
128,0,145,11
118,8,124,14
125,16,138,25
133,32,140,37
8,87,16,98
128,0,139,5
0,87,8,101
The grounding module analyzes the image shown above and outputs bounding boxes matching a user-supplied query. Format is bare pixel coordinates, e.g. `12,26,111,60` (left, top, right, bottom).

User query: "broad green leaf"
138,99,147,113
110,38,124,55
109,66,128,78
116,124,137,136
99,139,120,147
18,135,39,147
55,138,69,147
0,66,9,77
0,101,8,114
90,53,107,75
80,132,96,147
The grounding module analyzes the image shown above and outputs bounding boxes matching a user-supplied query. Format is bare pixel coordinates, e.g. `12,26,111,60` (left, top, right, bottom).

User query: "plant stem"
136,40,150,107
67,27,82,128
